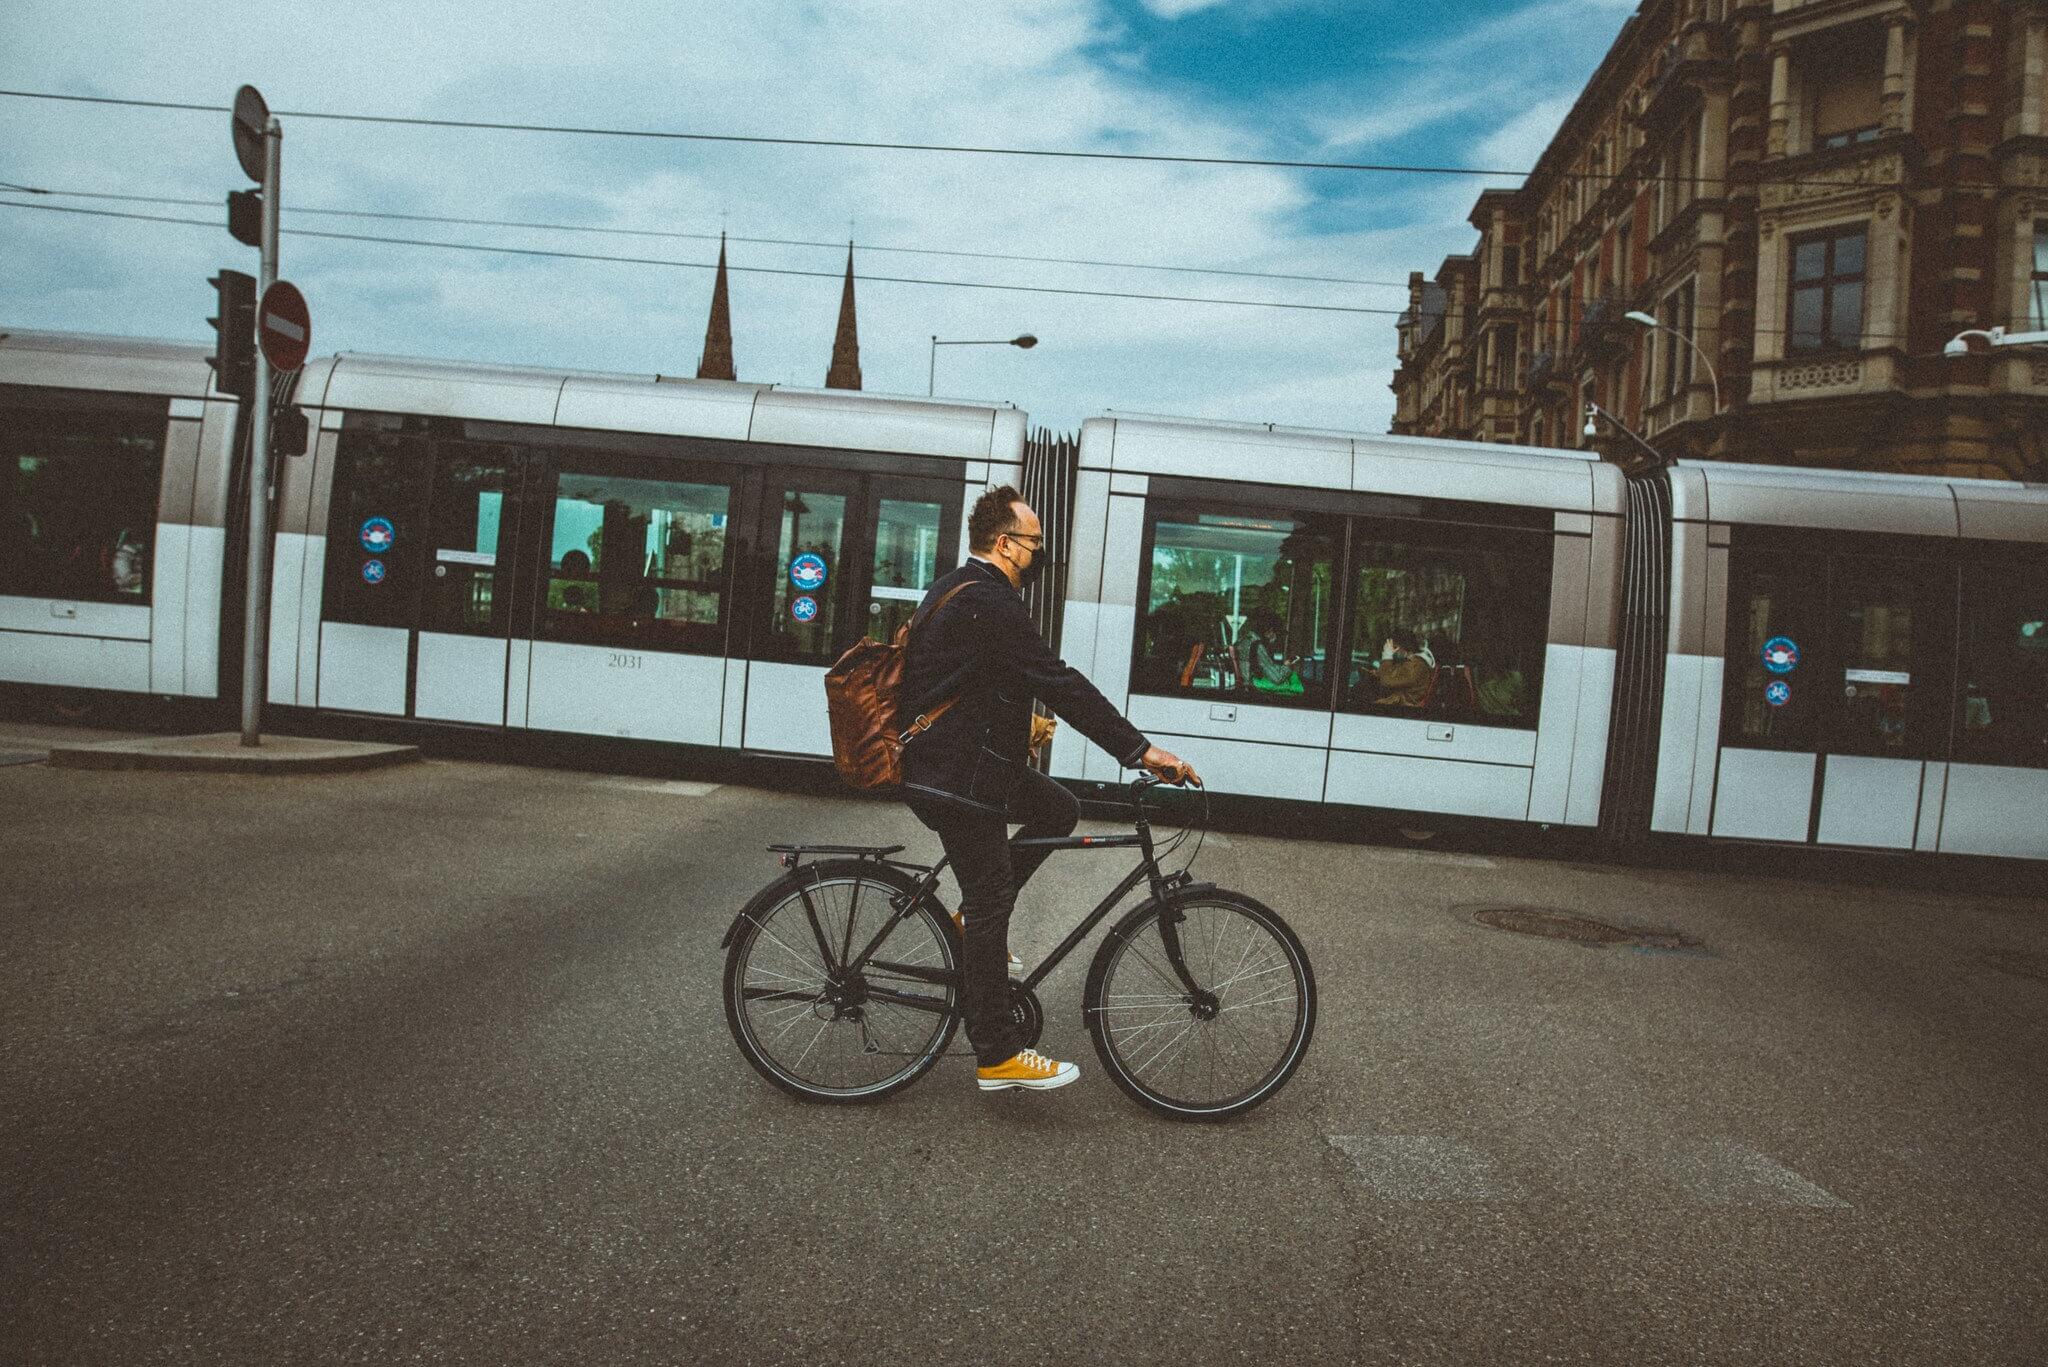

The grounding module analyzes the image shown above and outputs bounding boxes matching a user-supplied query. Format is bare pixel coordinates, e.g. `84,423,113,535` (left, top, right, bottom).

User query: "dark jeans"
905,766,1080,1066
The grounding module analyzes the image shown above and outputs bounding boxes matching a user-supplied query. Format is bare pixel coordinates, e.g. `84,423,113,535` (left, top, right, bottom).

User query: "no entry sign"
259,280,310,372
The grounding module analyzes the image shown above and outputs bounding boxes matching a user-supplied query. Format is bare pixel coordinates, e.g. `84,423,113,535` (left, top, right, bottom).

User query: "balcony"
1637,24,1730,131
1758,136,1916,216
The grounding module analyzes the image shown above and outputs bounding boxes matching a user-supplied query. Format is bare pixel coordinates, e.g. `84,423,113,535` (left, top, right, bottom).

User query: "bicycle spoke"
729,873,962,1099
1089,897,1309,1117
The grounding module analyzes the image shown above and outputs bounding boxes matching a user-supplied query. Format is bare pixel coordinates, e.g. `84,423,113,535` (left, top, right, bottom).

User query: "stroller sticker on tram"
789,553,828,591
1765,680,1791,707
790,594,818,623
360,517,396,554
362,559,387,585
1761,635,1800,674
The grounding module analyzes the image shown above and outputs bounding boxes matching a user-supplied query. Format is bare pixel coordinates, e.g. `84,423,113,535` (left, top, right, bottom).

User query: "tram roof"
1078,413,1623,517
1670,458,2048,543
298,350,1026,463
0,329,1025,463
0,327,219,401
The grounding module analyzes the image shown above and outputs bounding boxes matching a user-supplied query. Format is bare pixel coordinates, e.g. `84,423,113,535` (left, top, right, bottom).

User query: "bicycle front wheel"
723,861,961,1103
1083,890,1315,1121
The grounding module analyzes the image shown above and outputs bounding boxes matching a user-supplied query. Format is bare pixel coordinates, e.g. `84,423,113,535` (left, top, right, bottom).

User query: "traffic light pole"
240,117,280,747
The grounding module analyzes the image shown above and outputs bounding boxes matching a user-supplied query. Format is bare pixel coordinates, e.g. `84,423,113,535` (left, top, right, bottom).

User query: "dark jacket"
900,558,1148,810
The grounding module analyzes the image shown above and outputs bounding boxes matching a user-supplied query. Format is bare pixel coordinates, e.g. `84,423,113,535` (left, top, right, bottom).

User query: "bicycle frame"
779,782,1209,1014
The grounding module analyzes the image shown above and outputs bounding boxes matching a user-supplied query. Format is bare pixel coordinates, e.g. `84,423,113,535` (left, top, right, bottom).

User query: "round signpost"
232,85,269,183
259,280,310,372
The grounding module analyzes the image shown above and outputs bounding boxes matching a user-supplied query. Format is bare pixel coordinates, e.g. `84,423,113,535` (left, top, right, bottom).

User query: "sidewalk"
0,723,417,774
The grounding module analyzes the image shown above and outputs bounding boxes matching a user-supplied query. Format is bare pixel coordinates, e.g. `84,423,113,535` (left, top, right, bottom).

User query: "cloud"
0,0,1625,437
1137,0,1234,15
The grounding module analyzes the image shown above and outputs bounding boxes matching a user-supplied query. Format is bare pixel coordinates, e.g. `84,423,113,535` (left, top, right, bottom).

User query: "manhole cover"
1466,905,1702,951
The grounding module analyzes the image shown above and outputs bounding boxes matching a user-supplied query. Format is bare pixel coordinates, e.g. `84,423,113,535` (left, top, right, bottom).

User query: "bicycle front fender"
1116,882,1222,997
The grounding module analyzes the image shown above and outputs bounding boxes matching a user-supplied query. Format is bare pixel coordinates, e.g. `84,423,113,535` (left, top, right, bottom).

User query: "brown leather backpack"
823,581,973,791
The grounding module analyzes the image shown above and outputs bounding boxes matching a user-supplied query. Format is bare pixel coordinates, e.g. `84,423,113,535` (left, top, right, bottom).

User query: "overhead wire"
0,177,1415,290
0,197,1404,315
0,193,1930,342
0,88,1908,193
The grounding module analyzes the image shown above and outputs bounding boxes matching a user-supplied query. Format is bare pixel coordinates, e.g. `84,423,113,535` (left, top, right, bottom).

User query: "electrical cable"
0,176,1414,290
0,88,1908,193
0,193,1932,341
0,197,1405,315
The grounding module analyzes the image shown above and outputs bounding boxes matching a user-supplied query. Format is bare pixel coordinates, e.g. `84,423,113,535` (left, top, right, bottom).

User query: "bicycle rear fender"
719,860,948,950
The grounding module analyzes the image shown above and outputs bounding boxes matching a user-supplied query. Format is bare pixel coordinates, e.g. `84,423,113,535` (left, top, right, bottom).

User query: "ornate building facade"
1392,0,2048,481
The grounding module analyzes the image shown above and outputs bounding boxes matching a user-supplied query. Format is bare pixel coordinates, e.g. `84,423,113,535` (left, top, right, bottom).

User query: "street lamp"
929,333,1037,397
1624,309,1722,412
1943,326,2048,356
1584,400,1667,468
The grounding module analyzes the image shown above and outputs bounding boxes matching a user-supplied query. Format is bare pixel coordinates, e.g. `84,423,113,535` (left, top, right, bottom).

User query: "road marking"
1328,1135,1523,1201
0,750,45,767
589,777,723,797
1663,1140,1850,1208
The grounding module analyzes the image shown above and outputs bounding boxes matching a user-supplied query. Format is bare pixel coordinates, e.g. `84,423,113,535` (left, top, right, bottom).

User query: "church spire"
696,233,735,381
825,241,862,390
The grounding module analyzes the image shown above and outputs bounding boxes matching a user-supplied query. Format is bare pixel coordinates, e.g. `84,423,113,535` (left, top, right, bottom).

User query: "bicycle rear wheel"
723,861,961,1103
1082,890,1314,1121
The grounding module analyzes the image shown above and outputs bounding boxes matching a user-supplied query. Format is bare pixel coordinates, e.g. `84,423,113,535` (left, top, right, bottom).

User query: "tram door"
1715,546,1953,848
318,431,533,724
739,470,960,755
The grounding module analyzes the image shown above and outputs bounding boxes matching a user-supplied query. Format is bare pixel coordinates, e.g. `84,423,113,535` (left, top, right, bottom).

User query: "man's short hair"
968,485,1028,553
1388,628,1423,653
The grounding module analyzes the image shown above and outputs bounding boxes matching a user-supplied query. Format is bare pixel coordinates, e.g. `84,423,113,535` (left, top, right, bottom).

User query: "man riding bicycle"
900,486,1198,1094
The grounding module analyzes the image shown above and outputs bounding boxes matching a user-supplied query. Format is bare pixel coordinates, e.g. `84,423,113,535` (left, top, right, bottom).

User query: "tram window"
1340,527,1551,727
541,467,732,654
0,404,164,605
1832,564,1917,755
1727,554,1826,749
1133,507,1337,708
868,497,945,642
1724,548,1948,758
1957,557,2048,769
762,488,848,663
419,446,517,637
324,427,430,630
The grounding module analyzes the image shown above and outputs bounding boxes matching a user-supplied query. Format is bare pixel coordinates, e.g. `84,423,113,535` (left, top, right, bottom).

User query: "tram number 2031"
607,652,645,671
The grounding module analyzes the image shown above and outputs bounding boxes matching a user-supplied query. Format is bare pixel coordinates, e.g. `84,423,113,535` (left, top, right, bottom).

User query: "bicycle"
720,775,1316,1120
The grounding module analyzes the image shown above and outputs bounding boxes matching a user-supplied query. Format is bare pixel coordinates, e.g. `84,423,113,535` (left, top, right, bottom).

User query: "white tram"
3,327,2043,861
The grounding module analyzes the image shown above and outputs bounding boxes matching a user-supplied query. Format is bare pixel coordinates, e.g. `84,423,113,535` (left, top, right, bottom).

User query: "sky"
0,0,1639,437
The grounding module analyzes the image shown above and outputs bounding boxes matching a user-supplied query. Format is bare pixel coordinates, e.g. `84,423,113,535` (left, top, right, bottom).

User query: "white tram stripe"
1327,1136,1523,1202
1663,1139,1851,1208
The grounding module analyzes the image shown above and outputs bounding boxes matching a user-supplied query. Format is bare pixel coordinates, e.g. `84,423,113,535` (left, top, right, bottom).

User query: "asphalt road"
2,738,2045,1365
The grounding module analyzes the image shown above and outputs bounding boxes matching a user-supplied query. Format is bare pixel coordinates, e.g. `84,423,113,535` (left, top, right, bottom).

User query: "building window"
2030,221,2048,331
1660,279,1696,402
1501,244,1521,288
1788,225,1866,352
1810,29,1883,152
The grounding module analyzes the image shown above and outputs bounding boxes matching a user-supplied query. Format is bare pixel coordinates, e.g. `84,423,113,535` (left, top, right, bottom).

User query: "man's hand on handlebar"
1140,745,1201,787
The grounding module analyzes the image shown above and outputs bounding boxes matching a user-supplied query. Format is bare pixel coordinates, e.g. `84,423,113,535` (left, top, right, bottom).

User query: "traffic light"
269,406,309,459
228,189,262,247
208,269,256,399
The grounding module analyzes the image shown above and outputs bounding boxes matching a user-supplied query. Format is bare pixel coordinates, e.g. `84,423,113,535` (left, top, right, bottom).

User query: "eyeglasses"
1004,532,1046,550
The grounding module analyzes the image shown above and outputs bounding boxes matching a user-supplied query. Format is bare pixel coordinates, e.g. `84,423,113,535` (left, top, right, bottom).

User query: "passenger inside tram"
1366,629,1437,707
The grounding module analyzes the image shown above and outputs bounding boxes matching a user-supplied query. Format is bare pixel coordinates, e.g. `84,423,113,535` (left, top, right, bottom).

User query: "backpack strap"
899,578,979,741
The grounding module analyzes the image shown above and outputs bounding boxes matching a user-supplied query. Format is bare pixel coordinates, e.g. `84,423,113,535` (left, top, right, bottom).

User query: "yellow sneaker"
976,1049,1080,1092
953,911,1025,972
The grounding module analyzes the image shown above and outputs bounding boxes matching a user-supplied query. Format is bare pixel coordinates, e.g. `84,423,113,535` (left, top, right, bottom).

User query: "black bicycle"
720,776,1315,1120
